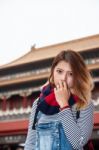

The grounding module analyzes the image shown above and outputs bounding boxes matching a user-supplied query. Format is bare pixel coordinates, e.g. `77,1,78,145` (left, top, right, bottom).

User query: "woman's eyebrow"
56,68,72,72
56,68,64,71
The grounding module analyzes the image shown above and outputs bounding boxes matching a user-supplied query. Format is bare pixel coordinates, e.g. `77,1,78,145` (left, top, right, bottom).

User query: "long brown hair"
48,50,94,109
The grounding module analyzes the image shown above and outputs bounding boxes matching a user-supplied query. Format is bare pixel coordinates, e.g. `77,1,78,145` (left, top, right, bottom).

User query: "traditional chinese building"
0,34,99,150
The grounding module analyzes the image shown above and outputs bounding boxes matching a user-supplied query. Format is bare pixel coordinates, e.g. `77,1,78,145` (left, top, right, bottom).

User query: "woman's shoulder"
71,100,94,112
31,97,39,110
81,101,94,111
33,97,39,104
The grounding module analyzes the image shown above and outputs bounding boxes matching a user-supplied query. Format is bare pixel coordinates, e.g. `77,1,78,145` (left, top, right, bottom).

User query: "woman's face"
53,60,74,89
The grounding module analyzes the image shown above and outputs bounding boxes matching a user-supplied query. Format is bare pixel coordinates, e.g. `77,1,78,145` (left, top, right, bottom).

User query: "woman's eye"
57,70,62,74
69,72,73,76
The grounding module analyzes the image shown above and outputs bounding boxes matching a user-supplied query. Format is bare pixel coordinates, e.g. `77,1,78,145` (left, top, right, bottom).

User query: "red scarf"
32,84,79,129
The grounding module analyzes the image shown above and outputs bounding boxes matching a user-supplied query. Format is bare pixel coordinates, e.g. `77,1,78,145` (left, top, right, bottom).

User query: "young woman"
24,50,94,150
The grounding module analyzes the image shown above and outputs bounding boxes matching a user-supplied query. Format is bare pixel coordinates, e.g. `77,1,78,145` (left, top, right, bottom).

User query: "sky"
0,0,99,65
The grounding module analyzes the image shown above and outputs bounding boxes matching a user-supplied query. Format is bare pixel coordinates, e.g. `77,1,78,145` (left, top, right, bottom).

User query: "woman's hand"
54,80,70,108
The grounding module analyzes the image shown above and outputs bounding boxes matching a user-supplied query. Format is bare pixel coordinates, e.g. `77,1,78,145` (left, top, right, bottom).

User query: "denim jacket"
35,111,73,150
24,98,94,150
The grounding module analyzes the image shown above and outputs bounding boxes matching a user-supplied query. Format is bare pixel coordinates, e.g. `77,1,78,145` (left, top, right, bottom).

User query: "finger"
54,87,57,92
56,83,60,90
62,81,67,89
58,80,63,89
68,89,71,96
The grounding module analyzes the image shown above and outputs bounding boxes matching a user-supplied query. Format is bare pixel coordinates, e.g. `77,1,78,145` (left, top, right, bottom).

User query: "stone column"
23,94,27,108
20,92,28,109
2,96,7,111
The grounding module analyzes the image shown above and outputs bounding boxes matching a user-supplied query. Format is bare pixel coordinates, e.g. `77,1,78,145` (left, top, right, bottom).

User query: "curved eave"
0,72,50,87
0,34,99,70
88,63,99,70
0,63,98,87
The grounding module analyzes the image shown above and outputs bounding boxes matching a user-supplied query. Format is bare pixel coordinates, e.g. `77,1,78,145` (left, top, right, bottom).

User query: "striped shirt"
24,98,94,150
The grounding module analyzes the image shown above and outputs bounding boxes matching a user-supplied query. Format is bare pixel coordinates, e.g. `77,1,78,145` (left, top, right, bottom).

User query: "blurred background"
0,0,99,149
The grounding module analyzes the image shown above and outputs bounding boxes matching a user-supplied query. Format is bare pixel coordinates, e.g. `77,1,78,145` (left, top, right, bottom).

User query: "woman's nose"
62,74,67,81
